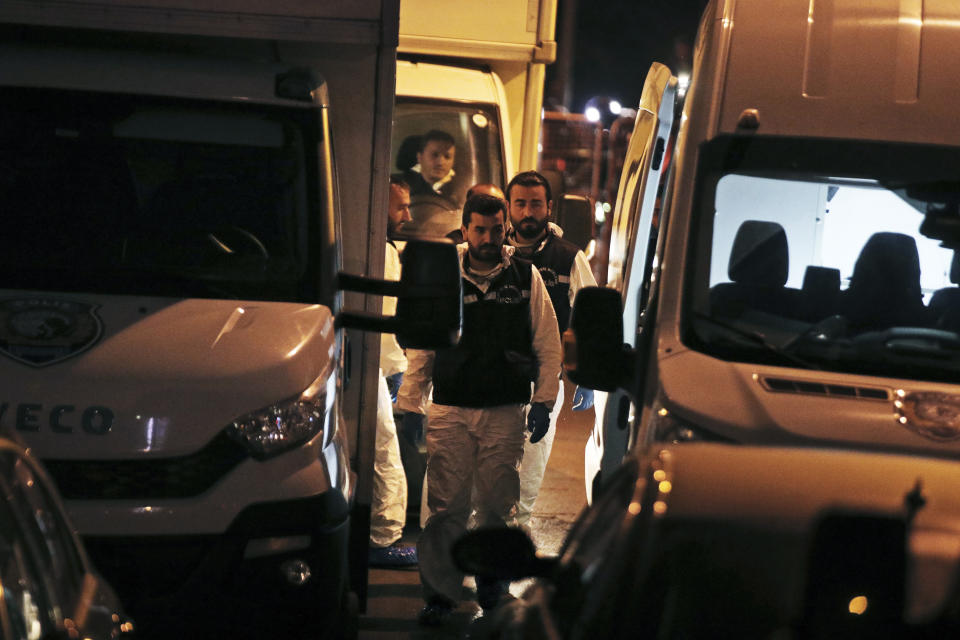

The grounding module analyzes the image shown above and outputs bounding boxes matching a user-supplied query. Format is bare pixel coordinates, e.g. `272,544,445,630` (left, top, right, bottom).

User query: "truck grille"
42,432,248,499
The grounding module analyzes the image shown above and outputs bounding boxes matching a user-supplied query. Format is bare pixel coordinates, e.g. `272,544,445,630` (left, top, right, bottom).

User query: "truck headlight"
226,394,325,460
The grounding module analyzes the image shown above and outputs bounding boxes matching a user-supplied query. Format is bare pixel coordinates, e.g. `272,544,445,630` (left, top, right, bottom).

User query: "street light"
677,72,691,99
584,95,623,126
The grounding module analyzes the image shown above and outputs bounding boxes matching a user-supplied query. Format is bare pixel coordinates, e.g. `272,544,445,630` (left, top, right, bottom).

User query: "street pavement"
359,380,593,638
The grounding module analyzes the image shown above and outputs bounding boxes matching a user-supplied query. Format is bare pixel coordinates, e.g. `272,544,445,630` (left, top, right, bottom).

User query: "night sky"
548,0,710,113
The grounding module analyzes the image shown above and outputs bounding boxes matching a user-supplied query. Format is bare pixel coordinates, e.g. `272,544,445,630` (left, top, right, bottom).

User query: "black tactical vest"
522,234,580,333
432,258,535,407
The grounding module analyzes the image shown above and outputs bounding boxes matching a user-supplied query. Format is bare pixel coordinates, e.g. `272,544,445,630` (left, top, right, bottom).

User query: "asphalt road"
359,380,593,638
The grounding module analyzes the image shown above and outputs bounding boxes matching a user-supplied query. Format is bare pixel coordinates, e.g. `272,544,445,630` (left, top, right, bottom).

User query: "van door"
585,63,677,503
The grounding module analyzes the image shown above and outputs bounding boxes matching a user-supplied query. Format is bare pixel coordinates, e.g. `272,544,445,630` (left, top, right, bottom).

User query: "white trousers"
417,403,525,604
369,373,408,548
418,382,565,531
516,381,563,528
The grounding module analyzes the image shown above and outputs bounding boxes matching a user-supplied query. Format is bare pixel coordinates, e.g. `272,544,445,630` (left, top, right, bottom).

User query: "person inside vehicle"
368,176,418,568
403,129,459,206
397,193,561,625
506,170,600,531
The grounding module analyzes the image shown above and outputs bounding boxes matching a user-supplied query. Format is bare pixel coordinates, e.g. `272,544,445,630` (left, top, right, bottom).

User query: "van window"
391,100,503,237
0,88,318,302
686,136,960,383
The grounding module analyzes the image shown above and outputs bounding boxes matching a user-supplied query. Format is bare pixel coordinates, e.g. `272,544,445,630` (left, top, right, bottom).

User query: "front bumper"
84,489,351,638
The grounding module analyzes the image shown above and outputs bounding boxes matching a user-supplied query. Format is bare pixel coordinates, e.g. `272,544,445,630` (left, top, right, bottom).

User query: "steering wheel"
206,225,270,260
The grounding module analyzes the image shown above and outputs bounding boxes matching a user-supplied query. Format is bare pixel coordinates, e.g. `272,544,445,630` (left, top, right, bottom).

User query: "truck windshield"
686,135,960,384
0,88,317,302
391,99,503,237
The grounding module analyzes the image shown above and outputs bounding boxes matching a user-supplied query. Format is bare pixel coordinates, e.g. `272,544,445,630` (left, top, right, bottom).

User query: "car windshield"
391,99,504,237
686,135,960,384
0,88,319,302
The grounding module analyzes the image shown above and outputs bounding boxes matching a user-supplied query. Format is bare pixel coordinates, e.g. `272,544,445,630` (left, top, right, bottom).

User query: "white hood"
0,293,336,459
647,443,960,623
657,348,960,459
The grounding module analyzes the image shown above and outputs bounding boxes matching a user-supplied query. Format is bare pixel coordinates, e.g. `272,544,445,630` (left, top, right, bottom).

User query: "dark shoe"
418,598,454,627
368,543,418,568
476,575,508,612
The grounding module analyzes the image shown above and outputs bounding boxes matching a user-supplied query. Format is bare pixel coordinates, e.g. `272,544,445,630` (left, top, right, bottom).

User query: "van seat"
395,135,421,172
929,252,960,332
710,220,801,319
841,232,930,331
799,266,841,322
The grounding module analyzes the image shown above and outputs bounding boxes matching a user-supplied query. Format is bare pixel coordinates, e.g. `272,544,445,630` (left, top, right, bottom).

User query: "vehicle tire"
327,589,359,640
316,590,360,640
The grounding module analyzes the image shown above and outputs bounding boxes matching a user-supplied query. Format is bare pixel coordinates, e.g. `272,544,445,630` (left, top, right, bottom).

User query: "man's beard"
468,243,501,264
516,216,548,240
387,220,405,239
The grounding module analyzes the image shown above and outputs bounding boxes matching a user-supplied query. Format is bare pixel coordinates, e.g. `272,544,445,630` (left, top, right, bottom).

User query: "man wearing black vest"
505,170,599,530
397,194,561,625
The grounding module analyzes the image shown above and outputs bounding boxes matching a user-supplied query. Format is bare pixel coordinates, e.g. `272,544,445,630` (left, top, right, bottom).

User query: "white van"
459,1,960,635
392,0,557,235
580,0,960,496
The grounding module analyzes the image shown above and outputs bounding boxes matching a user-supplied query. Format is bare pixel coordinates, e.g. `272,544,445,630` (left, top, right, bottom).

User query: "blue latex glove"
571,386,594,411
400,412,424,444
527,402,551,443
385,372,403,403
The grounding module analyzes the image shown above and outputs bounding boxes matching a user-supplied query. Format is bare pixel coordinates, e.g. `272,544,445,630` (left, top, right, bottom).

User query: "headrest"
802,266,840,293
395,135,422,172
848,232,921,294
728,220,789,287
951,252,960,285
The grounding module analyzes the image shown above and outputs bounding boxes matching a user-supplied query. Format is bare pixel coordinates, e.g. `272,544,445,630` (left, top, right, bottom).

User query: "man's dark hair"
465,183,504,201
390,174,410,191
462,193,507,227
419,129,456,152
506,170,552,203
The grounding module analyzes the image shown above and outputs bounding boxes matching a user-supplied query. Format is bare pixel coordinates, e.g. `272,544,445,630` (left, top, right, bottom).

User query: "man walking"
506,170,599,530
397,193,561,625
368,176,417,567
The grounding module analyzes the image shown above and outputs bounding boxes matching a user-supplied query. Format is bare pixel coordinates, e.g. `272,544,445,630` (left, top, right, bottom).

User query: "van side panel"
719,0,960,145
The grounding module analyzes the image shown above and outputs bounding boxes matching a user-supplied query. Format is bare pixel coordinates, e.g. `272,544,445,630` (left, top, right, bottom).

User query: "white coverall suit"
515,238,599,528
398,244,561,606
369,241,408,548
416,237,599,530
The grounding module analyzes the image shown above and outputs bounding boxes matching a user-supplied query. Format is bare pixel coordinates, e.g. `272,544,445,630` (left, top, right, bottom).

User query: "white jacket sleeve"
568,250,598,305
379,243,407,377
396,348,434,415
529,266,562,408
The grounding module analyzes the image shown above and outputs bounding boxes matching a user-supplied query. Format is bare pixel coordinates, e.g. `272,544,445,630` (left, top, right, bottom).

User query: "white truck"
391,0,558,235
0,1,461,637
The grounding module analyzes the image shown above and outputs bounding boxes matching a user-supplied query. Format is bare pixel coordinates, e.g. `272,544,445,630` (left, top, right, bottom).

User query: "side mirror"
920,204,960,250
554,194,594,252
336,238,462,349
563,286,633,391
452,526,556,581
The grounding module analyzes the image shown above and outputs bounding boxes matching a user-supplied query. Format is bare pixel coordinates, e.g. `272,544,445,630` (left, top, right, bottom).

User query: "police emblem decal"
539,267,558,287
0,298,104,367
496,285,522,304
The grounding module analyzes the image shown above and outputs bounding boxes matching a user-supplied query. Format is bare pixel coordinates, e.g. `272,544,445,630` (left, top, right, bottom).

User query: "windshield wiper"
780,314,849,352
852,327,960,360
690,311,821,370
